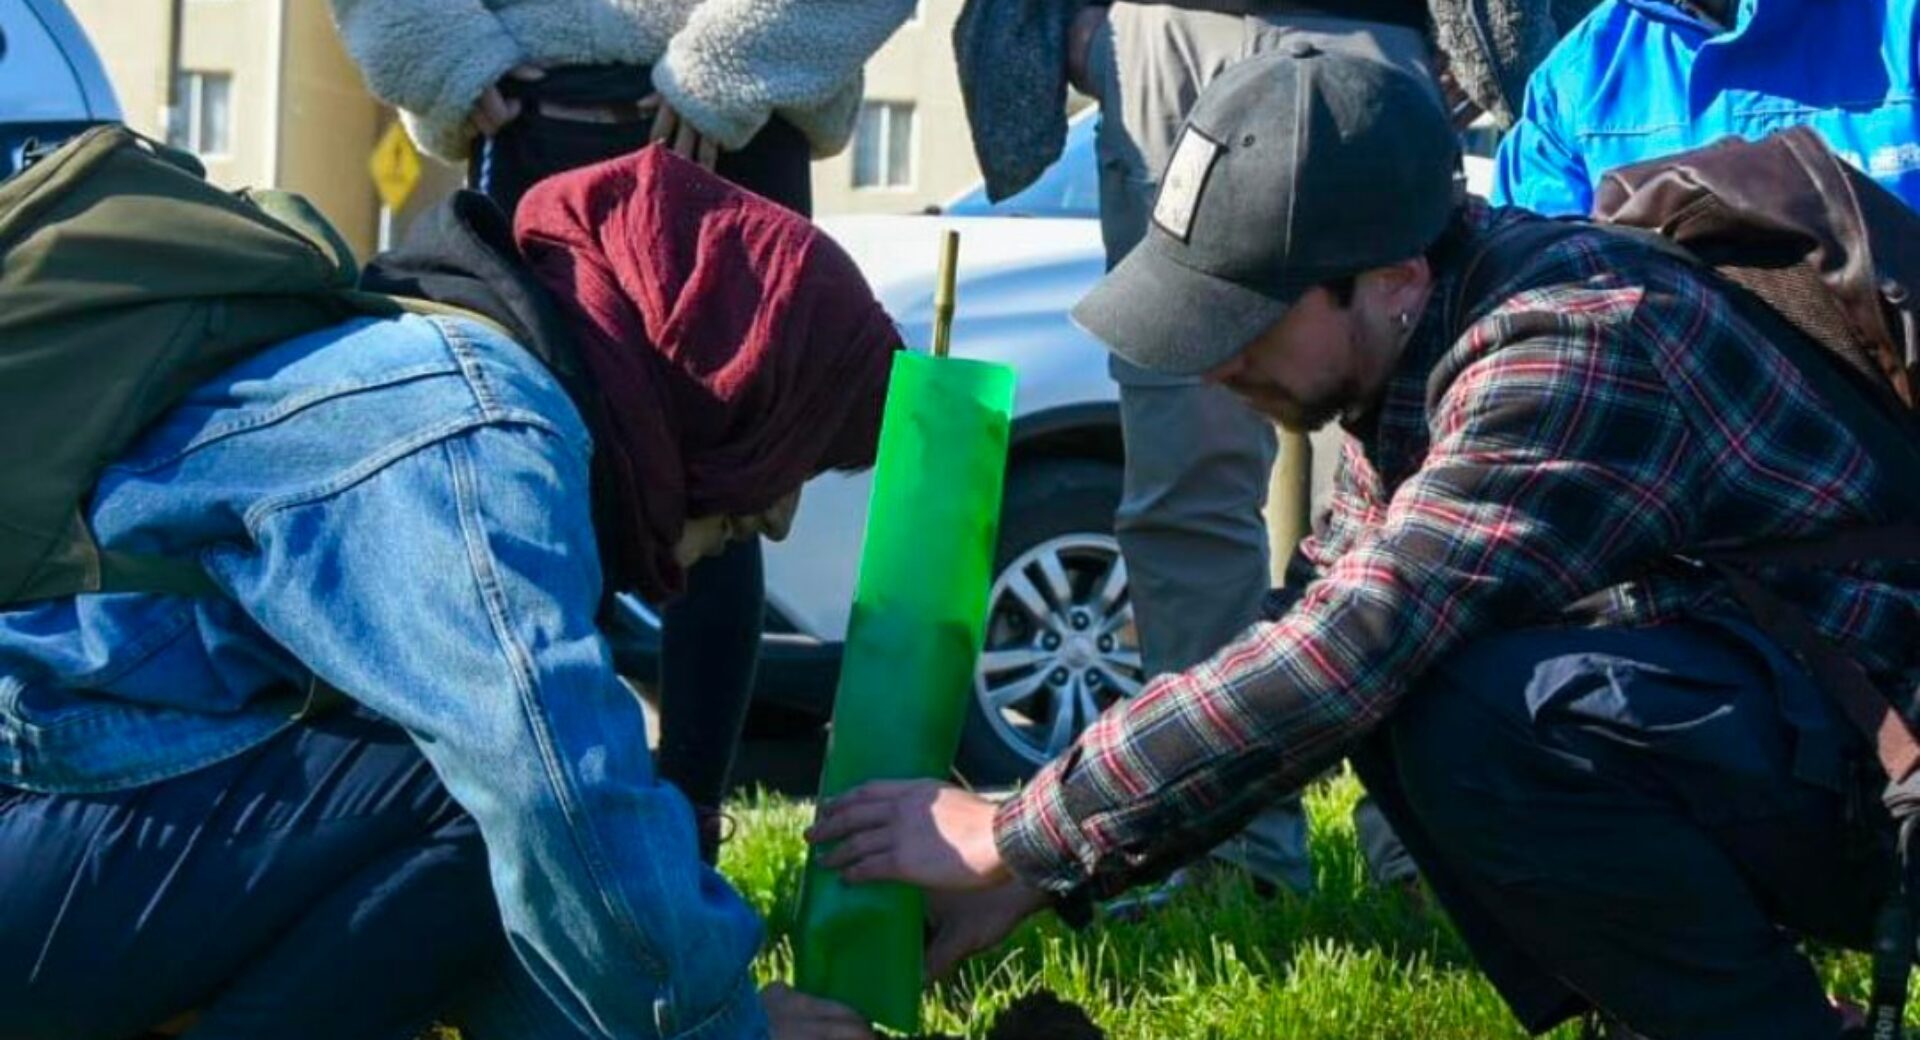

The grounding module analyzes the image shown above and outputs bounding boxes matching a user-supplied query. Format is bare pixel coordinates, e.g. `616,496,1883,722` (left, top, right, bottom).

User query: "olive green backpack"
0,125,481,607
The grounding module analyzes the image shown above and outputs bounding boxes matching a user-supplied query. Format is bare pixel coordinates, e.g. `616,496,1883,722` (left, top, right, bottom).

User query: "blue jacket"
1492,0,1920,216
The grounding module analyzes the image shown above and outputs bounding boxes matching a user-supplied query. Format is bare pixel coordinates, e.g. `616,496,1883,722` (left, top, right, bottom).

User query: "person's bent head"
1074,46,1462,432
515,147,902,601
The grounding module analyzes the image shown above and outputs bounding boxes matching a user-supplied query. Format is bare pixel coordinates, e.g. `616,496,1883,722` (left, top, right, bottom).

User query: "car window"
945,115,1100,219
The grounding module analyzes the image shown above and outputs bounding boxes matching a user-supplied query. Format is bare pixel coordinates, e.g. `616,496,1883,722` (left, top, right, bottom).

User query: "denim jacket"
0,313,767,1039
1491,0,1920,216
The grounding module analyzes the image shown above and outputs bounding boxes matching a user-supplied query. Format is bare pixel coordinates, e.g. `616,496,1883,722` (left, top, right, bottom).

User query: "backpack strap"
244,185,517,342
6,506,221,604
1684,227,1920,783
247,188,357,287
1687,256,1920,784
1709,561,1920,780
1705,526,1920,571
10,548,221,604
1455,218,1920,775
96,551,222,598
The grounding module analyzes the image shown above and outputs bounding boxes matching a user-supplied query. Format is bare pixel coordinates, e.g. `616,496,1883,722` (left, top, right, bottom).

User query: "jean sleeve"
206,421,767,1040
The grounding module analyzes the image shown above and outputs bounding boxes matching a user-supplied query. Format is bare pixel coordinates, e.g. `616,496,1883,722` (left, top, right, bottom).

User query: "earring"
1396,312,1413,331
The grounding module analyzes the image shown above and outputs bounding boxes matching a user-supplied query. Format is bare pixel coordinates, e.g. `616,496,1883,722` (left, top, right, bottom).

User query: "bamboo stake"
932,229,960,358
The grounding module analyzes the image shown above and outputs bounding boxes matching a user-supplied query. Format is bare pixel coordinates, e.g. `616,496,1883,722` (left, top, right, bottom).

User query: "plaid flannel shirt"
996,205,1920,899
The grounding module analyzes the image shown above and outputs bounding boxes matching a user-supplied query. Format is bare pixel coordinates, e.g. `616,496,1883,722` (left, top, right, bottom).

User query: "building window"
168,71,233,158
852,102,914,189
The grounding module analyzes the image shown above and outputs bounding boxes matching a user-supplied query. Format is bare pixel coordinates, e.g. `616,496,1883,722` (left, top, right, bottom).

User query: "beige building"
67,0,405,258
812,0,979,216
812,0,1092,215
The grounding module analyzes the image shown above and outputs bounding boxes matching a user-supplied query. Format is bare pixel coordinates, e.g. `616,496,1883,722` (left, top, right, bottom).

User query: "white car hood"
816,213,1105,322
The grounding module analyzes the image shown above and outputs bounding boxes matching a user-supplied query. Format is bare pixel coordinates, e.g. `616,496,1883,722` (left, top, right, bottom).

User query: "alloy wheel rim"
974,534,1143,767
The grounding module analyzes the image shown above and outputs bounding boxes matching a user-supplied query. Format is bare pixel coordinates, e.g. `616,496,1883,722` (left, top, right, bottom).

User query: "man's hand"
761,983,875,1040
926,881,1049,981
807,780,1008,889
470,64,546,137
1065,4,1109,96
649,98,722,169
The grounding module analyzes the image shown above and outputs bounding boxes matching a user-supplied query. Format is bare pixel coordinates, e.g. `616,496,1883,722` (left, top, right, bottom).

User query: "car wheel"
957,457,1143,786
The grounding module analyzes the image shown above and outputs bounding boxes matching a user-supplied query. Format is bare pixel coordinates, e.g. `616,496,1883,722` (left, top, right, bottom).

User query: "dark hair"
1314,206,1471,312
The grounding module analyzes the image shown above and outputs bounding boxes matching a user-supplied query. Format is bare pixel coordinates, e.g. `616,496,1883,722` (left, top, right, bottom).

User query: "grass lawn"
721,771,1902,1039
441,771,1905,1038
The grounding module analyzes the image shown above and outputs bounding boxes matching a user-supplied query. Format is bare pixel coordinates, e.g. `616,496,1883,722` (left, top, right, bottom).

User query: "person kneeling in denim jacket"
0,148,894,1040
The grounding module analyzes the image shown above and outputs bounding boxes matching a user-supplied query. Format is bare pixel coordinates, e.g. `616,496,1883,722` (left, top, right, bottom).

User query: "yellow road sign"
369,121,422,212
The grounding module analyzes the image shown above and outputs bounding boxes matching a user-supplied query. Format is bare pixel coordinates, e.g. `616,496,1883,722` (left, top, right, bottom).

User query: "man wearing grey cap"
812,47,1920,1038
1065,0,1443,900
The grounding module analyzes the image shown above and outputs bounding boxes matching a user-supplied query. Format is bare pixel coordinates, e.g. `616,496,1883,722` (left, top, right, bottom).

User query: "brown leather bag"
1594,125,1919,414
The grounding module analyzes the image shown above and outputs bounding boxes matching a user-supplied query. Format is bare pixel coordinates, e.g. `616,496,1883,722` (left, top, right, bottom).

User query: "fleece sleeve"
327,0,524,161
653,0,921,157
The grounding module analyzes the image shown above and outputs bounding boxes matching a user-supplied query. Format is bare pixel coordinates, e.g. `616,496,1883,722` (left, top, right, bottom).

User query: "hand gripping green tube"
795,240,1016,1033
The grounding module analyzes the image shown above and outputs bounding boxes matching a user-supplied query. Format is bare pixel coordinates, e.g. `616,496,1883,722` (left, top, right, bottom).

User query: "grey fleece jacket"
329,0,918,162
954,0,1597,201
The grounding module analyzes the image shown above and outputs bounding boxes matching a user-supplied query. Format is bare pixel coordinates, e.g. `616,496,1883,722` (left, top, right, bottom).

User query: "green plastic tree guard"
794,349,1016,1033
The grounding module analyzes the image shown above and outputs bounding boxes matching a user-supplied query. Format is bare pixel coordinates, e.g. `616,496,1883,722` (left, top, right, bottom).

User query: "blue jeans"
0,314,765,1037
1355,621,1884,1039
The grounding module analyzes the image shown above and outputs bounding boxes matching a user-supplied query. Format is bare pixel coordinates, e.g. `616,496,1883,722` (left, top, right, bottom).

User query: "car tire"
956,456,1141,787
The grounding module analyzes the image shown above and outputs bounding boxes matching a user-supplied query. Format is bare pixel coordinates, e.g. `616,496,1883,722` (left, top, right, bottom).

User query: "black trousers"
469,65,813,218
0,711,497,1040
1356,620,1887,1039
469,64,813,858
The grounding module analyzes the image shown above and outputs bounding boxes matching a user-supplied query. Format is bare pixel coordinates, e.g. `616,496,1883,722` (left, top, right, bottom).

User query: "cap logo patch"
1153,127,1222,243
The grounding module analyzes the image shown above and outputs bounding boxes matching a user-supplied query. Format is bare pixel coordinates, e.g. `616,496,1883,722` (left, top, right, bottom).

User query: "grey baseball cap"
1072,42,1460,376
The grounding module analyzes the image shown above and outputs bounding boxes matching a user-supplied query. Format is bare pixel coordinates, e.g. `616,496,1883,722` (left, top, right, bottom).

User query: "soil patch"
907,989,1105,1040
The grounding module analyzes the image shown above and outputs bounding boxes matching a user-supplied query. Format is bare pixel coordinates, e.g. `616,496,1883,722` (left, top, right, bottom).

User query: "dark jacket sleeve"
953,0,1593,204
952,0,1082,201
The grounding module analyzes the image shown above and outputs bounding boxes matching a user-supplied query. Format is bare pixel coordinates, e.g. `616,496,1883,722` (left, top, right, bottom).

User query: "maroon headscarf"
515,146,900,602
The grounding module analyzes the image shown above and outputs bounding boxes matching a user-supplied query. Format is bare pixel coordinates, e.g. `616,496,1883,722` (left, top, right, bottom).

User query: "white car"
0,0,121,179
613,115,1500,784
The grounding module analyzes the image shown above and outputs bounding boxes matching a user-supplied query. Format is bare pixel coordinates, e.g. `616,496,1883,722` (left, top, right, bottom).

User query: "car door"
1,0,120,178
